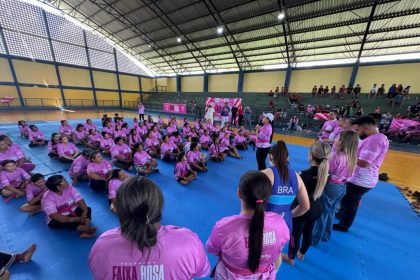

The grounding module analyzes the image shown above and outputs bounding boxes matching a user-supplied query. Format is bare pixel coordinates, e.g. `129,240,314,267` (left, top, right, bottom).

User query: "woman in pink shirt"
85,119,97,132
166,121,178,135
28,125,46,147
221,133,242,159
110,137,133,170
133,143,158,176
313,131,358,243
206,171,290,279
234,129,248,150
144,131,160,158
209,137,225,162
57,136,80,163
89,176,210,279
18,120,30,138
170,131,184,150
160,135,180,162
87,151,113,192
0,160,30,198
199,130,212,150
113,124,126,141
73,124,88,146
187,142,208,172
41,175,96,238
59,120,73,140
127,128,141,148
99,132,113,154
86,129,101,150
108,169,130,213
48,133,60,159
136,122,147,139
69,149,91,186
0,135,35,173
175,152,197,185
20,173,46,214
138,102,145,121
151,124,162,144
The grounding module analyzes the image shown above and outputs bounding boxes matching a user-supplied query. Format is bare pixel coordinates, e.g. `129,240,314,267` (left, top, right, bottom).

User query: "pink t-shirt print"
87,161,113,177
89,225,210,280
0,168,30,189
133,151,151,166
206,212,289,279
108,178,123,200
349,133,389,188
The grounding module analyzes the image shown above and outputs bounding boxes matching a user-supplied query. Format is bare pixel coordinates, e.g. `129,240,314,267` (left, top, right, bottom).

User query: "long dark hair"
115,176,164,251
238,171,272,272
269,141,289,182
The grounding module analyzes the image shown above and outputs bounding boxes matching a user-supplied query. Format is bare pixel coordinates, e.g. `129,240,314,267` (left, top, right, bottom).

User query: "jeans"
312,182,346,245
337,182,370,230
221,116,229,127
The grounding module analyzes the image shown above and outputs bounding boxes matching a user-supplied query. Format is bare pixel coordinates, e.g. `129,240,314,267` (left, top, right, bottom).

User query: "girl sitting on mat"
28,125,46,147
0,160,30,199
209,137,225,162
170,131,184,150
144,131,160,158
233,129,248,151
59,120,73,141
84,119,97,132
89,176,210,279
87,129,101,150
285,142,331,265
0,136,35,173
127,128,141,148
160,135,180,162
18,120,30,138
110,137,132,170
175,152,197,186
108,169,130,213
166,121,178,135
199,130,212,150
57,136,80,163
102,122,114,139
187,142,208,172
48,133,60,158
136,122,147,139
20,173,46,214
151,124,162,144
113,124,126,141
221,133,242,159
99,132,113,154
206,170,290,279
87,151,113,192
133,143,158,176
183,136,193,153
69,149,91,186
73,124,88,146
41,175,96,238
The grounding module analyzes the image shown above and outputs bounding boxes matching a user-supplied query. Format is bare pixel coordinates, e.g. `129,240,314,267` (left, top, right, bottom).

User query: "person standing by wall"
221,102,230,127
138,102,145,121
255,113,274,170
244,106,252,130
204,104,215,125
238,105,244,126
231,104,238,126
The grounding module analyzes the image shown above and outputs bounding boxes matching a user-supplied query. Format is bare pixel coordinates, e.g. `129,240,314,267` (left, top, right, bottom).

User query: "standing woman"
206,171,290,279
256,113,274,171
312,131,358,245
286,142,331,265
89,176,210,279
138,102,145,121
261,141,310,234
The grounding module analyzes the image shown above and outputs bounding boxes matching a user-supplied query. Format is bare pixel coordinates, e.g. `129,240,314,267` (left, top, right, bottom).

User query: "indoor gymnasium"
0,0,419,279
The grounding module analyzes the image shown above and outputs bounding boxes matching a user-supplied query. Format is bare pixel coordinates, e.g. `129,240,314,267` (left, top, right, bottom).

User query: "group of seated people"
311,84,362,99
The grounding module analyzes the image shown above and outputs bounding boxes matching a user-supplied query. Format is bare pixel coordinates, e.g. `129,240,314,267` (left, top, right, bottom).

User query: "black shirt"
294,166,323,220
231,107,238,116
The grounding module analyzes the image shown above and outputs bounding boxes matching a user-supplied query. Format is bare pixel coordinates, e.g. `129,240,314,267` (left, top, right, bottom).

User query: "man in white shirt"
204,104,215,124
368,84,377,99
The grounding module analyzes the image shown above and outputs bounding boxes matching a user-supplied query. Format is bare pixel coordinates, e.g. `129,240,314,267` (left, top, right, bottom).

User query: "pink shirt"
138,104,145,114
209,143,221,155
329,151,351,183
108,178,123,200
89,133,102,144
349,133,389,188
85,123,97,131
233,135,246,145
160,141,177,158
128,134,141,146
102,127,113,137
136,126,147,137
220,138,230,152
41,186,83,224
321,119,339,139
328,127,343,141
256,124,272,148
110,144,131,160
69,156,90,176
73,130,87,141
29,130,45,141
167,125,178,134
87,161,113,177
152,131,161,141
26,182,46,201
89,225,210,280
206,212,289,279
187,150,200,163
99,138,114,149
145,137,159,149
133,151,151,166
59,125,73,136
19,124,30,134
57,143,79,157
0,168,30,189
113,130,126,138
0,146,25,163
200,134,211,144
175,161,191,178
170,135,181,144
48,141,59,153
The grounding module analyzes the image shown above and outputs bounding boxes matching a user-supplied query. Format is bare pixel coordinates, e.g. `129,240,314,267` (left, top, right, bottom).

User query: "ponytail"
269,141,289,182
238,171,272,272
309,142,332,200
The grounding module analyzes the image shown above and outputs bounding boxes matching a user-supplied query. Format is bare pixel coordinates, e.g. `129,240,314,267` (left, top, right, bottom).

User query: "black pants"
59,157,73,163
114,160,132,170
48,207,92,230
89,179,107,192
338,182,370,230
238,115,243,126
231,114,237,125
288,216,316,259
256,147,270,170
139,114,145,121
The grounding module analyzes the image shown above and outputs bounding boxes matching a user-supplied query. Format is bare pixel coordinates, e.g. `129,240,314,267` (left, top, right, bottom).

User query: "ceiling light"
278,11,285,20
217,26,224,34
177,37,182,43
147,45,151,48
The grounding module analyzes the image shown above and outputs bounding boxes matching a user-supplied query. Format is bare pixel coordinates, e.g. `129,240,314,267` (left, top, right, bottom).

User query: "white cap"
263,112,274,121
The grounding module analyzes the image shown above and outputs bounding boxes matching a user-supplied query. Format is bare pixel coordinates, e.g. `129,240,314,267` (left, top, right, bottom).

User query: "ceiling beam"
357,1,378,60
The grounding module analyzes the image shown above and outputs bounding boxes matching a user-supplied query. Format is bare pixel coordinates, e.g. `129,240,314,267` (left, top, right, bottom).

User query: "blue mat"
1,119,419,280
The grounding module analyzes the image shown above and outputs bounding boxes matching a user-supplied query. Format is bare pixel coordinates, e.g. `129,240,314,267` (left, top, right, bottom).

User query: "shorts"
89,179,107,192
48,207,92,230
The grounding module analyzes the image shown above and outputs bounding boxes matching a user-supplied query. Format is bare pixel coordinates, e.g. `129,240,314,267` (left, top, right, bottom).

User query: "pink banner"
163,103,187,114
313,112,329,121
205,97,242,121
389,118,420,132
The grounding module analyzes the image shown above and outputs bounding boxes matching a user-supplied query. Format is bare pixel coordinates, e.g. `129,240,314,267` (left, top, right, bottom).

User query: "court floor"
0,111,419,280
